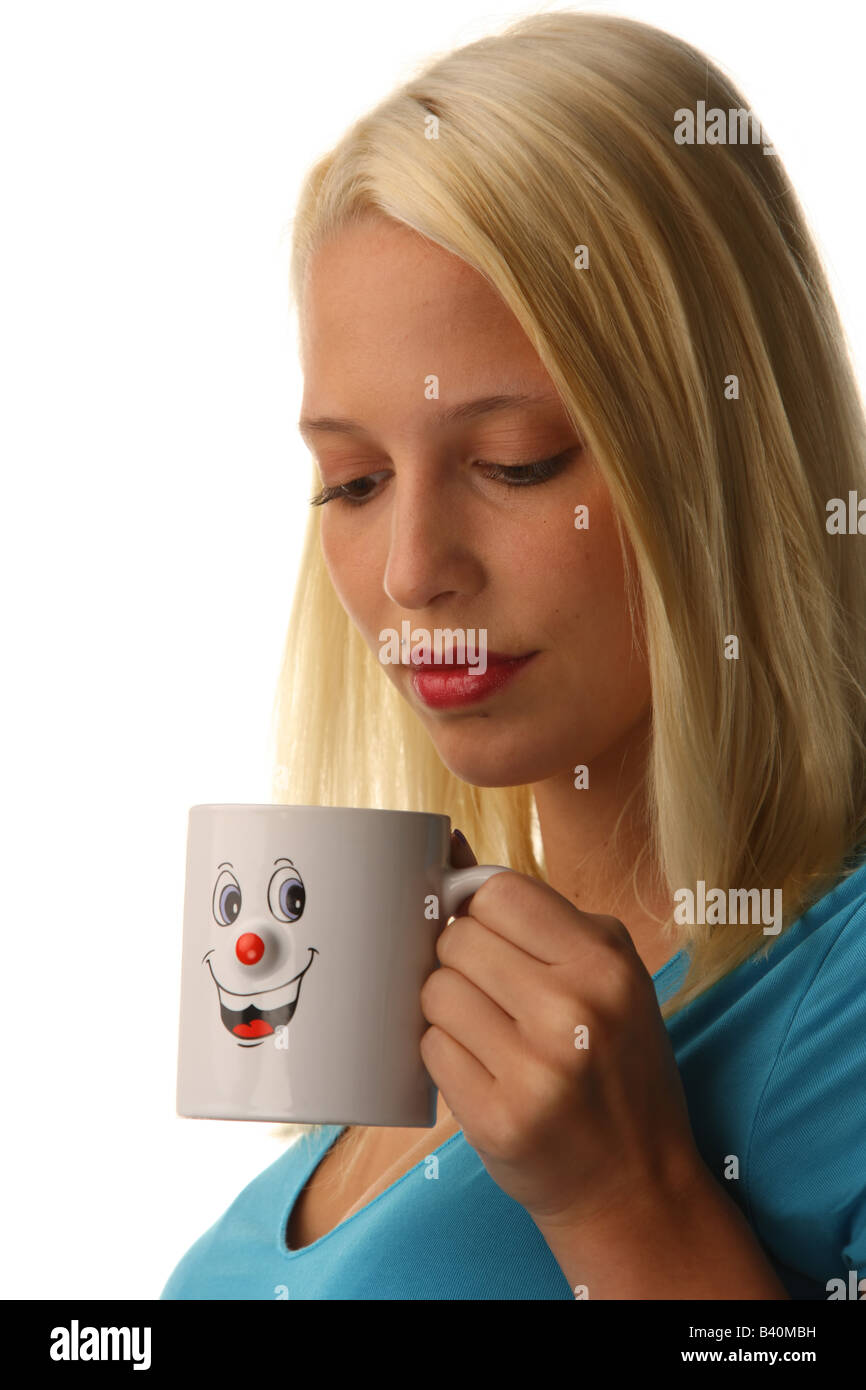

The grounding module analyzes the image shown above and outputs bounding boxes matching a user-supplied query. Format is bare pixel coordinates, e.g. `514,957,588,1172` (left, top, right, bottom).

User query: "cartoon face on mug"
203,857,317,1046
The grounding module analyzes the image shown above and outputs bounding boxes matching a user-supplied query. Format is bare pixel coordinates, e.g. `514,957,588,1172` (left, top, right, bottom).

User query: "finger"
465,869,633,966
448,826,480,917
422,964,515,1079
449,826,478,869
420,1020,497,1121
437,910,549,1021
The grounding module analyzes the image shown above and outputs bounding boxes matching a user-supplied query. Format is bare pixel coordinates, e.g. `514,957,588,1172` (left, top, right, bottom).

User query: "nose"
235,932,265,966
382,463,483,609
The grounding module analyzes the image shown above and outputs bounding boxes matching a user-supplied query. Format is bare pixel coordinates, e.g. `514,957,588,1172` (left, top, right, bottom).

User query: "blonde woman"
162,11,866,1300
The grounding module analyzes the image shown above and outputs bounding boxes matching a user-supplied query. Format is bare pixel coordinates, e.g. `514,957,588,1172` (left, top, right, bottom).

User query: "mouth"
407,651,539,710
206,948,317,1043
406,648,531,667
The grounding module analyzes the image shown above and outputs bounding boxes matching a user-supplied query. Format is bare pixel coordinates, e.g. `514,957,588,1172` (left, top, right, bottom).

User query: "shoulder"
745,859,866,1284
777,855,866,1043
761,854,866,1095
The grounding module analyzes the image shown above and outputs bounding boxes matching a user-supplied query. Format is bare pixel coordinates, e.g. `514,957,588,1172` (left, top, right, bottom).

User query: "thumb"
449,826,478,869
448,827,481,917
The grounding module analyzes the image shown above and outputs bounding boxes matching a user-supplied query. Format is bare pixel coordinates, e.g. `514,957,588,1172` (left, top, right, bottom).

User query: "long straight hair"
269,11,866,1166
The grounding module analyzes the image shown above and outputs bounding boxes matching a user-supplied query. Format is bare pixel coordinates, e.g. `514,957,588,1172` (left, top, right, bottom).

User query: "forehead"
302,215,485,301
298,216,550,400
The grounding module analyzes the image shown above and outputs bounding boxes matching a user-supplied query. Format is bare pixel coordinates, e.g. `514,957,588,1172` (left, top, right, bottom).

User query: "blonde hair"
268,11,866,1170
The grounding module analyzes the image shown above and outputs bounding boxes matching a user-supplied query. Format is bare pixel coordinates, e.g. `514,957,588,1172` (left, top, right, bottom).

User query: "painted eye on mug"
212,868,242,927
268,863,306,923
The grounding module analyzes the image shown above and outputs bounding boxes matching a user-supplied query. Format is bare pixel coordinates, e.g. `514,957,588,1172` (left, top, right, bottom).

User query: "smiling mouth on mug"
205,949,317,1044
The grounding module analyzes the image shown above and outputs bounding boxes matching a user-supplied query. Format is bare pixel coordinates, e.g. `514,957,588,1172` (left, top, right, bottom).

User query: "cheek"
318,514,340,586
319,516,381,635
540,520,648,713
524,503,632,635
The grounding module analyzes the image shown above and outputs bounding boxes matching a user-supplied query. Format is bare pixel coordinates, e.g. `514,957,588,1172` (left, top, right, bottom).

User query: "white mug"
175,804,511,1125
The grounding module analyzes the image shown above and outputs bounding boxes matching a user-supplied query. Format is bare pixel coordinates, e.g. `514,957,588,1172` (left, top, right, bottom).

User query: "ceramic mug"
175,804,511,1125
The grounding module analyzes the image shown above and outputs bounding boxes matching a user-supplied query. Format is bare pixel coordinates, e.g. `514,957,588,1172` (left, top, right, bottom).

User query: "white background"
1,0,863,1299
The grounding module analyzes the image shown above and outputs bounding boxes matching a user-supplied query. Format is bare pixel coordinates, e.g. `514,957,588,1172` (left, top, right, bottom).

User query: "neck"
530,711,675,977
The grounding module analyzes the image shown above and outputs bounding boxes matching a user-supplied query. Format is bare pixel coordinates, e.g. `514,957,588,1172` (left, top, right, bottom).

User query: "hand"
419,829,703,1233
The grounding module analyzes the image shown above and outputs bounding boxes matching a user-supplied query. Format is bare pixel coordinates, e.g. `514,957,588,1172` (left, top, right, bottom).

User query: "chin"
428,726,568,788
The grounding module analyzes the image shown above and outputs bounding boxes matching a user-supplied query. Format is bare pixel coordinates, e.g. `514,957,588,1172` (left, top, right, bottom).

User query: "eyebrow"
297,392,561,439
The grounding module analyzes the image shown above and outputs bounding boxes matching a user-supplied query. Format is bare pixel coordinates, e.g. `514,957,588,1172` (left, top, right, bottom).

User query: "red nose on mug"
235,932,265,965
175,803,511,1126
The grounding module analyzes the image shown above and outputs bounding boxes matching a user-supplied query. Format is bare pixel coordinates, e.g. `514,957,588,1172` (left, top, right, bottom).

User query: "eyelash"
309,449,575,508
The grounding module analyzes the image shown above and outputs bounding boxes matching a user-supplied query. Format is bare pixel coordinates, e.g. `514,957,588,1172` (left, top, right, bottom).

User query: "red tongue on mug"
233,1020,274,1038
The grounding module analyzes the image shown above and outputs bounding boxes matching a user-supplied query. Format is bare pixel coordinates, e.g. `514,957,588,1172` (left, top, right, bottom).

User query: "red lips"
410,652,538,709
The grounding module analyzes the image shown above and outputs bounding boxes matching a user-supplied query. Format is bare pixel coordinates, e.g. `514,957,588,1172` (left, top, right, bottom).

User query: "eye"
309,470,390,508
212,869,241,927
308,448,577,508
475,449,576,486
268,864,306,923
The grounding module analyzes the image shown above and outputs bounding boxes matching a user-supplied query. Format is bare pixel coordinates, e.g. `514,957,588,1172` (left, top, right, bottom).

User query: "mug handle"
440,863,511,920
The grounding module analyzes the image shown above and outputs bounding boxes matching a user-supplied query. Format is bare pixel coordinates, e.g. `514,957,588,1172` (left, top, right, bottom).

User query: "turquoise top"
161,853,866,1300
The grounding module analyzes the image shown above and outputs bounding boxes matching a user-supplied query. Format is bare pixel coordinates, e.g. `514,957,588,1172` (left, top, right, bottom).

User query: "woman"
162,11,866,1300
